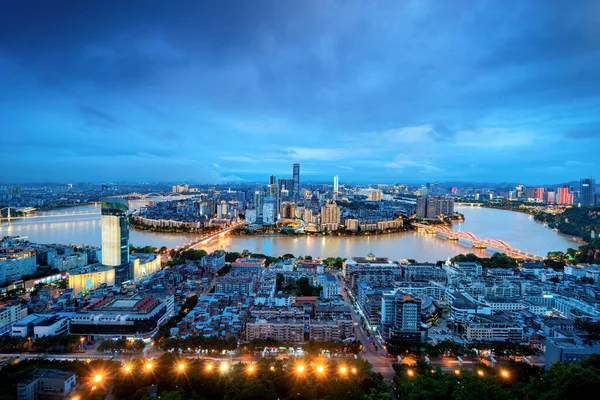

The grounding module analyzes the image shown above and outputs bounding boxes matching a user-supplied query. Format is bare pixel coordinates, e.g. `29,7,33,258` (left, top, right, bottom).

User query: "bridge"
454,203,483,207
413,222,544,261
0,207,100,223
184,222,246,250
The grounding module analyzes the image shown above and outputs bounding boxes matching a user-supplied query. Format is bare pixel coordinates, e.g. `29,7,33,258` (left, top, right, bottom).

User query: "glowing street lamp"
351,367,357,374
297,365,305,373
477,370,485,377
177,363,186,372
340,366,347,375
145,362,153,372
454,369,461,376
247,365,255,374
407,369,414,377
269,366,275,372
123,364,132,373
316,365,324,374
501,370,509,378
206,364,214,371
220,363,229,373
93,374,103,384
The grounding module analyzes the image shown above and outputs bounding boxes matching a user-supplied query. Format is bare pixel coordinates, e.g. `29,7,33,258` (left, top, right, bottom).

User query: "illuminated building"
69,294,174,338
262,196,276,225
0,245,37,284
580,177,596,206
369,189,382,201
281,202,296,219
131,253,161,281
68,264,115,297
558,186,571,205
536,187,545,201
320,200,340,231
101,198,130,284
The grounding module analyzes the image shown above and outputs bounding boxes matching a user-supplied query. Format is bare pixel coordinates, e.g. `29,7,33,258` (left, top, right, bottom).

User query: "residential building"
320,200,340,231
317,274,340,299
18,369,77,400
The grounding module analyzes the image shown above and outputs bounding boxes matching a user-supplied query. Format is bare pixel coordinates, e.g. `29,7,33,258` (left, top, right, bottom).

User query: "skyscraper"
381,292,423,342
333,175,339,193
320,200,340,231
558,186,571,205
292,163,300,203
269,175,276,185
262,197,276,225
101,198,130,284
580,177,596,206
254,190,265,215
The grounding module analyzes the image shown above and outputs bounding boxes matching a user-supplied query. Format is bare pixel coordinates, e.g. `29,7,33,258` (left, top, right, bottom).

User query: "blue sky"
1,0,599,185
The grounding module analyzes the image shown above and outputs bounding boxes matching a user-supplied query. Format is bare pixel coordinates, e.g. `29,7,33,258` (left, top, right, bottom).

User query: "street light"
477,370,485,377
407,369,414,377
340,366,347,375
220,363,229,373
247,365,255,374
123,364,132,373
297,365,305,373
454,369,461,376
93,374,103,384
177,363,186,372
206,364,214,371
145,362,153,372
501,370,509,378
269,365,275,372
316,365,324,374
351,367,357,374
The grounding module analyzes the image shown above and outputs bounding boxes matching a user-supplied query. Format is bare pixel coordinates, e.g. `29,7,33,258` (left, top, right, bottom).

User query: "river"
0,203,578,262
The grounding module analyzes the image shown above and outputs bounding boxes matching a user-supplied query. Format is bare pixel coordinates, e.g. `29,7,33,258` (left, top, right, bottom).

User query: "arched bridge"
413,223,544,261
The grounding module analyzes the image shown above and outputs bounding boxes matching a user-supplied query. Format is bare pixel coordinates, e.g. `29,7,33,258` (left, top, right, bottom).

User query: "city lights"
269,366,275,372
454,369,461,376
407,369,414,377
220,363,229,372
351,367,357,374
206,364,214,371
501,370,509,378
297,365,305,373
340,366,347,374
477,370,485,377
316,365,324,374
123,364,132,373
177,363,186,372
247,365,255,373
145,362,153,371
93,374,103,383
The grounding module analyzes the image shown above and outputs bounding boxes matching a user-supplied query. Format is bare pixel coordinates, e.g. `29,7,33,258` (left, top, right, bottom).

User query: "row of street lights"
406,367,510,379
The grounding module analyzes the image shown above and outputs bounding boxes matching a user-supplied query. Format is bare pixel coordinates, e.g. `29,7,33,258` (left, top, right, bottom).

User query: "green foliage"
385,338,532,359
451,252,518,269
0,334,81,353
324,257,346,269
277,276,322,296
129,245,159,254
535,206,600,240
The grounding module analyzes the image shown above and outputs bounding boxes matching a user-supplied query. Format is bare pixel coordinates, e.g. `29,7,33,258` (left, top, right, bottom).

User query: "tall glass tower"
292,163,300,203
580,177,596,206
101,198,130,283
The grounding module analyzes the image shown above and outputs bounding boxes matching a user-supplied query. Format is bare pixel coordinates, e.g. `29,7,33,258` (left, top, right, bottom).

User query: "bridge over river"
413,222,544,261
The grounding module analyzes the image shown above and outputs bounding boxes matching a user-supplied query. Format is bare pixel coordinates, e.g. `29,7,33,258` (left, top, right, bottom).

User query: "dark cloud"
0,0,598,183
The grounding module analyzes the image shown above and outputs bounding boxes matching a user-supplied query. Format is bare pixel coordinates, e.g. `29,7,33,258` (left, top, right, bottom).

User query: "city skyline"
1,1,600,184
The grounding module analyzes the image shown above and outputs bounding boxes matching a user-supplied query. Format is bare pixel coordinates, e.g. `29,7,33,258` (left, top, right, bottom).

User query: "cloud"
455,129,534,148
385,154,441,173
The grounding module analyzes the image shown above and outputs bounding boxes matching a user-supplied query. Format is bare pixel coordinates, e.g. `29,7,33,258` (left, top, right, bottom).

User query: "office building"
101,198,130,284
464,314,523,342
381,292,424,342
320,200,340,231
237,190,246,211
253,190,264,215
580,177,596,206
0,245,37,284
262,196,276,225
68,264,115,297
292,163,300,203
216,200,228,218
333,175,339,195
131,253,161,281
545,334,600,370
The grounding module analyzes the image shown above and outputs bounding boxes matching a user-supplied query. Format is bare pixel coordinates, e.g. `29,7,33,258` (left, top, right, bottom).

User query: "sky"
1,0,599,185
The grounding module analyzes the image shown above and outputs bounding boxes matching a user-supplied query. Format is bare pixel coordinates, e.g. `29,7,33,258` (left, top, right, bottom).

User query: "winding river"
0,203,578,262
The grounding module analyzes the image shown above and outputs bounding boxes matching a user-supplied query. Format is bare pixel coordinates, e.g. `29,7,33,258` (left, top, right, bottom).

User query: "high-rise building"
536,187,545,202
281,202,296,219
381,292,423,342
416,196,454,219
547,190,556,204
269,175,276,185
580,177,596,206
254,190,265,216
525,187,536,201
292,163,300,203
516,184,524,198
558,186,571,205
333,175,339,193
262,197,276,225
101,198,130,284
320,200,340,231
237,190,246,211
369,189,382,201
216,200,229,218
